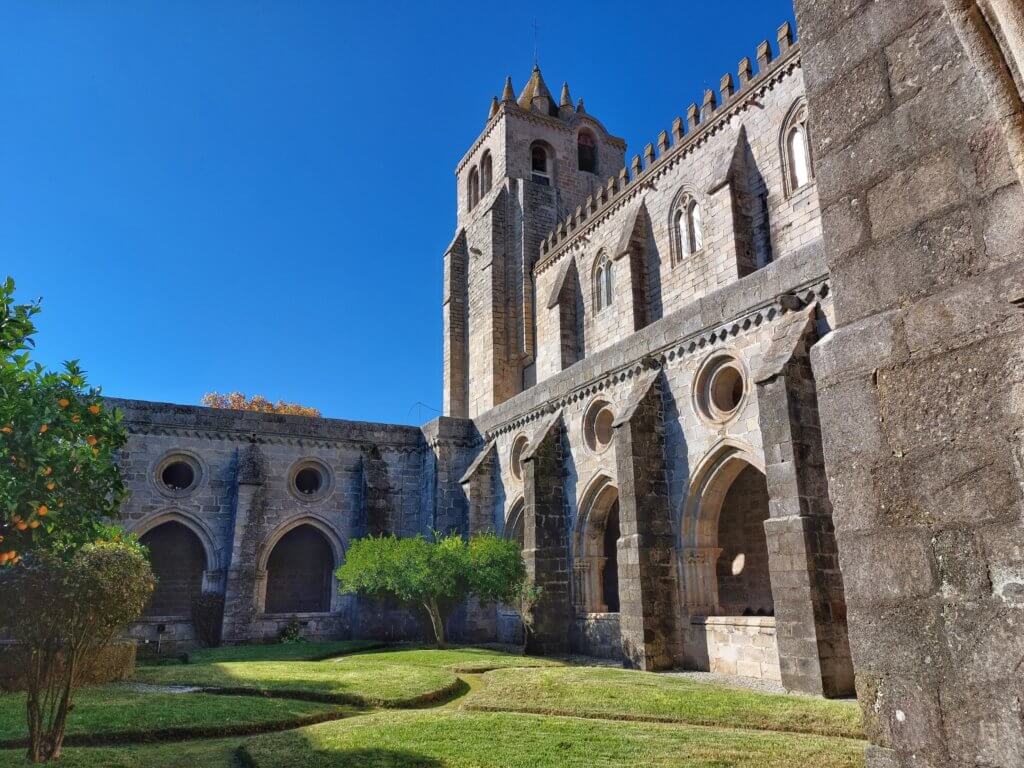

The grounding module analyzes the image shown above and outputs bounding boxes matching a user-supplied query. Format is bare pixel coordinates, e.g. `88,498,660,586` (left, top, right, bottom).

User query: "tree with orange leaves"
201,391,321,418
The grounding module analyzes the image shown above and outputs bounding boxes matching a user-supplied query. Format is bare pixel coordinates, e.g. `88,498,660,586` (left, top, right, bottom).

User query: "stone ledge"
691,616,777,629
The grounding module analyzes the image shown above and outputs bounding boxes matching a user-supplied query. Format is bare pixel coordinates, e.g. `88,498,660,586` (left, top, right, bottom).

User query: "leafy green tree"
337,534,467,648
0,277,128,561
337,533,534,649
467,535,541,646
0,538,155,763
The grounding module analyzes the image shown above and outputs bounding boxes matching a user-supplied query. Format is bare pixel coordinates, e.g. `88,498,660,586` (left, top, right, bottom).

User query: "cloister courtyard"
0,642,865,767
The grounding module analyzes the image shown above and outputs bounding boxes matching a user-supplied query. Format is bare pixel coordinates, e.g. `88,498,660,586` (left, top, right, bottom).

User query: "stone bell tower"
443,66,627,418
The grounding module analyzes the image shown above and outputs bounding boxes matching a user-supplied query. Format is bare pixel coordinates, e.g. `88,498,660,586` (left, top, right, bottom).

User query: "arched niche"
572,473,620,614
257,516,346,615
678,439,769,616
137,516,214,618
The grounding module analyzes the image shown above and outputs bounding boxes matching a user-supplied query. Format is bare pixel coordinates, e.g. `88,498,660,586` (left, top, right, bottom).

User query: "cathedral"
112,3,1024,763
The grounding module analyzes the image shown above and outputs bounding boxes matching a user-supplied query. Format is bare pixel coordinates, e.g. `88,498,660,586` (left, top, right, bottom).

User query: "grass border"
0,708,352,750
463,702,865,741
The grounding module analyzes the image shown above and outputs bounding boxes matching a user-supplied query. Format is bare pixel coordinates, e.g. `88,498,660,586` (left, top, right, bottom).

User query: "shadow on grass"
238,742,442,768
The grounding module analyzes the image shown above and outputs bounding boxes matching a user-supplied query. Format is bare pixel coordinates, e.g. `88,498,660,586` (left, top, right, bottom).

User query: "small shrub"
0,539,154,763
191,593,224,647
279,617,305,644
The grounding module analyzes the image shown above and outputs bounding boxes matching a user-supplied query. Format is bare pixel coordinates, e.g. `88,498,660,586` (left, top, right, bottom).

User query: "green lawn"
467,666,864,739
242,710,866,768
0,685,348,745
0,644,868,768
132,645,556,706
182,639,383,664
0,738,244,767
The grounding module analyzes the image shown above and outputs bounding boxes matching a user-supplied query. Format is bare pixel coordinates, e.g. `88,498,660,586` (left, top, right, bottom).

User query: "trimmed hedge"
0,641,136,692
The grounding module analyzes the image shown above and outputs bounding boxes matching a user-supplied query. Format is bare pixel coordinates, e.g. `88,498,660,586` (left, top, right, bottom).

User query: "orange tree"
0,278,127,561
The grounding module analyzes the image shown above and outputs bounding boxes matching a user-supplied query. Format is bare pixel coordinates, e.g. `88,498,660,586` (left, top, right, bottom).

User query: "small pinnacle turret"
488,96,500,119
576,97,586,114
501,76,515,102
559,82,572,107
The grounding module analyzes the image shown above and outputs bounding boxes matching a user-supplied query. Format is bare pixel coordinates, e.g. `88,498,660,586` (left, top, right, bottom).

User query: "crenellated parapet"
535,22,799,277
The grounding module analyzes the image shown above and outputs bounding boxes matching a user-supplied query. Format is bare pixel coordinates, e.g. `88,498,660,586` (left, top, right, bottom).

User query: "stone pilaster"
459,440,499,642
612,365,679,670
755,303,854,697
522,411,572,655
220,442,268,644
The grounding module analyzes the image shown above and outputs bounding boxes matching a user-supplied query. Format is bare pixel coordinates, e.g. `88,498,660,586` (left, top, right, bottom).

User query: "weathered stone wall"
533,42,821,383
683,616,781,681
795,0,1024,764
111,400,477,647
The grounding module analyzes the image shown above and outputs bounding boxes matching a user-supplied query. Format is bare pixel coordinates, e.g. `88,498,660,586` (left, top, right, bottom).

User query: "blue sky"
1,1,796,425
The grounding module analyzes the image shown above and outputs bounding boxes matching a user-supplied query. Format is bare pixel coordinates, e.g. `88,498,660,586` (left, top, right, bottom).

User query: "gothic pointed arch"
678,439,767,615
668,186,705,266
257,515,346,615
572,472,620,614
133,510,220,618
780,98,813,196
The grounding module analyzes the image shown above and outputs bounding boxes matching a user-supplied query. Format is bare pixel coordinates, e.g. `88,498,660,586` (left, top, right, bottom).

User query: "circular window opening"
161,461,195,491
583,399,615,453
155,453,201,496
510,435,529,481
693,354,746,424
294,467,323,496
710,365,744,414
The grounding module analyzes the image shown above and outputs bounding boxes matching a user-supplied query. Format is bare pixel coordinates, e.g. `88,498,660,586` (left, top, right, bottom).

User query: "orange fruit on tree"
16,522,27,531
58,398,70,408
1,425,11,434
88,404,101,414
71,414,80,423
37,505,48,516
86,435,97,446
39,424,48,434
46,482,55,491
29,520,39,529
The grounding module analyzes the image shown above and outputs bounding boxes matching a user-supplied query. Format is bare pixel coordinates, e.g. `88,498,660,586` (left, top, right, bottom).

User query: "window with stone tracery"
781,100,813,196
593,252,613,312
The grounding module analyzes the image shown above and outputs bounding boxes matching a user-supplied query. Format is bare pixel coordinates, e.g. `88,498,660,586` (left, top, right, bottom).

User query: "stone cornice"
480,272,829,441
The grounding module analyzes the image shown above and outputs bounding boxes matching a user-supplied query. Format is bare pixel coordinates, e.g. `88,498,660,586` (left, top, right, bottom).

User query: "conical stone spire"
576,97,586,114
488,96,500,119
518,65,557,115
560,82,572,107
501,76,515,102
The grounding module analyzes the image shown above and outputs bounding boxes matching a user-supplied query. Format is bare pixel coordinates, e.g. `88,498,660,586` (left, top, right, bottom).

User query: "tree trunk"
423,600,447,649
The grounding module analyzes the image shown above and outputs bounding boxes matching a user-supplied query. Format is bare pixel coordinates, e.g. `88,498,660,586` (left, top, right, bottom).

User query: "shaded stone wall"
795,0,1024,764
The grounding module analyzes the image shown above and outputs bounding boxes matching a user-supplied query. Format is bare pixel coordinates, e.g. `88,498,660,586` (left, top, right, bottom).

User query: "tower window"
593,252,613,312
531,144,550,186
467,167,480,211
480,151,493,195
788,126,810,190
782,100,813,196
577,129,597,174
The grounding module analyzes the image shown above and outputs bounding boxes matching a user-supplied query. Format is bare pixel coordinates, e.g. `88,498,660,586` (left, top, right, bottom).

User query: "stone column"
522,411,572,655
795,1,1024,763
220,442,268,644
755,303,854,697
612,366,680,670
